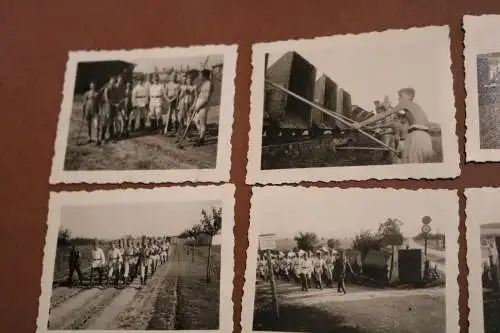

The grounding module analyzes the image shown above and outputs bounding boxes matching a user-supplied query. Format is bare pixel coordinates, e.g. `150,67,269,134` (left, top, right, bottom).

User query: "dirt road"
48,257,175,330
47,245,220,331
254,281,446,333
408,239,446,275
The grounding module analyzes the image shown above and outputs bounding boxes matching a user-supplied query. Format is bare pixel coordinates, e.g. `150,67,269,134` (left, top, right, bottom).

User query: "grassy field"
175,245,221,330
63,98,219,171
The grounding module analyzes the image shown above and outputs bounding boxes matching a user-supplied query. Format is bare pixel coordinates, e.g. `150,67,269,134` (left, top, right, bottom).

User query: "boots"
193,137,205,147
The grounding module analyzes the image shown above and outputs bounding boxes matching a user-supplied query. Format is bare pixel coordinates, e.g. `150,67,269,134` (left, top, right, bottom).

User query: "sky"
254,189,457,240
467,189,500,226
266,28,450,124
132,54,223,73
60,200,221,239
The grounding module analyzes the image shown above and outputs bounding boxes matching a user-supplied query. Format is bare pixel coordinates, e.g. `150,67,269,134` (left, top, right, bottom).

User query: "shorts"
108,262,120,277
134,98,148,108
149,102,163,119
123,261,130,277
194,107,208,126
165,97,178,111
91,261,104,269
102,102,120,120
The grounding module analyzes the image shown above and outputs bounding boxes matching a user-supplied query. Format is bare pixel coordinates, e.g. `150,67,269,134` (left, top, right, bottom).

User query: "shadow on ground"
253,299,368,333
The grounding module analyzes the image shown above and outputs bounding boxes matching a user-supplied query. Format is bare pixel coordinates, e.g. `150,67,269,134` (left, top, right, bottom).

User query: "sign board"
422,216,432,225
259,233,277,251
421,224,431,234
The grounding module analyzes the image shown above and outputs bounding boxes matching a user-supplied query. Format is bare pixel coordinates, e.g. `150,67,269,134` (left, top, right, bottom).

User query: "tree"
327,238,340,250
377,218,404,246
294,232,319,252
189,224,204,262
200,206,222,283
352,230,382,260
179,229,192,239
377,218,404,280
57,228,72,247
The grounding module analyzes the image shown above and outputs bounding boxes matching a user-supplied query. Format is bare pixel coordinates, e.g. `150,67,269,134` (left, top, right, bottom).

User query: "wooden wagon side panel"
265,51,316,129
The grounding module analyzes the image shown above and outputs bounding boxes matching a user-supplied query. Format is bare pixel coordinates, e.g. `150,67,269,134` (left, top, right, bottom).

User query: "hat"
398,87,415,98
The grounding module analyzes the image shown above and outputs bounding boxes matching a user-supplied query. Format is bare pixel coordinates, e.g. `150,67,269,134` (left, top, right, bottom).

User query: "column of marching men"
66,237,172,288
257,249,360,295
81,68,213,147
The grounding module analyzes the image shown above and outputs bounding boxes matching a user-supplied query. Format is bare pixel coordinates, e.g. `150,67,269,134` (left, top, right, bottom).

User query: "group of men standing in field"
66,237,171,288
257,249,358,294
81,68,214,147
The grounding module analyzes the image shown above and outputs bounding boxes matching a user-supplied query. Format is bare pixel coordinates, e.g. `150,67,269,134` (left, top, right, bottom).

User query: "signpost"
258,234,279,319
421,217,432,257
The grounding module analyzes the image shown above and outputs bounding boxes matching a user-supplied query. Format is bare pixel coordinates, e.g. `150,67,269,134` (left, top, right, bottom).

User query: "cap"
398,87,415,98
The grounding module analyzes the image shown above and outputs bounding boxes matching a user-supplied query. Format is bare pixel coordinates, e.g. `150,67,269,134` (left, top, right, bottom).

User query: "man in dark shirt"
67,243,84,287
334,251,353,294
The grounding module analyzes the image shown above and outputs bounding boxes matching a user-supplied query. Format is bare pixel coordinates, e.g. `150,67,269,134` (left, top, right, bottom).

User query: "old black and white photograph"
464,15,500,161
36,185,235,333
50,45,236,184
466,187,500,333
247,26,458,184
242,187,459,333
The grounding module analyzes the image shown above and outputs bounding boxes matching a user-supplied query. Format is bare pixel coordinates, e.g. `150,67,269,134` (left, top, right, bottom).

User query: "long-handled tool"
163,102,172,136
265,80,399,155
176,106,199,149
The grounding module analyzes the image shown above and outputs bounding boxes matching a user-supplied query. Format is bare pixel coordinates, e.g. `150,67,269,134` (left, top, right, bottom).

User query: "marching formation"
66,237,171,288
81,68,214,147
257,249,361,294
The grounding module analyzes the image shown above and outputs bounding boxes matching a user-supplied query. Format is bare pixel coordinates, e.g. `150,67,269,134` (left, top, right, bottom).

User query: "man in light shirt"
122,239,135,284
312,251,325,289
137,241,150,286
132,75,149,130
90,241,106,287
353,87,433,164
107,241,122,287
292,251,301,285
148,74,165,131
298,252,310,291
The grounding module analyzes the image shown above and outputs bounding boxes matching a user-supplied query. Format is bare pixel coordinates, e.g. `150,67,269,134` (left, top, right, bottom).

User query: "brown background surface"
2,1,500,332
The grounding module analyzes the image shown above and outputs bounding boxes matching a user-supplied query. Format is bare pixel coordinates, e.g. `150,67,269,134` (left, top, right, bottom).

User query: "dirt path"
49,288,120,330
408,240,446,275
110,259,176,330
281,287,445,306
48,252,177,330
254,281,446,333
49,287,84,309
